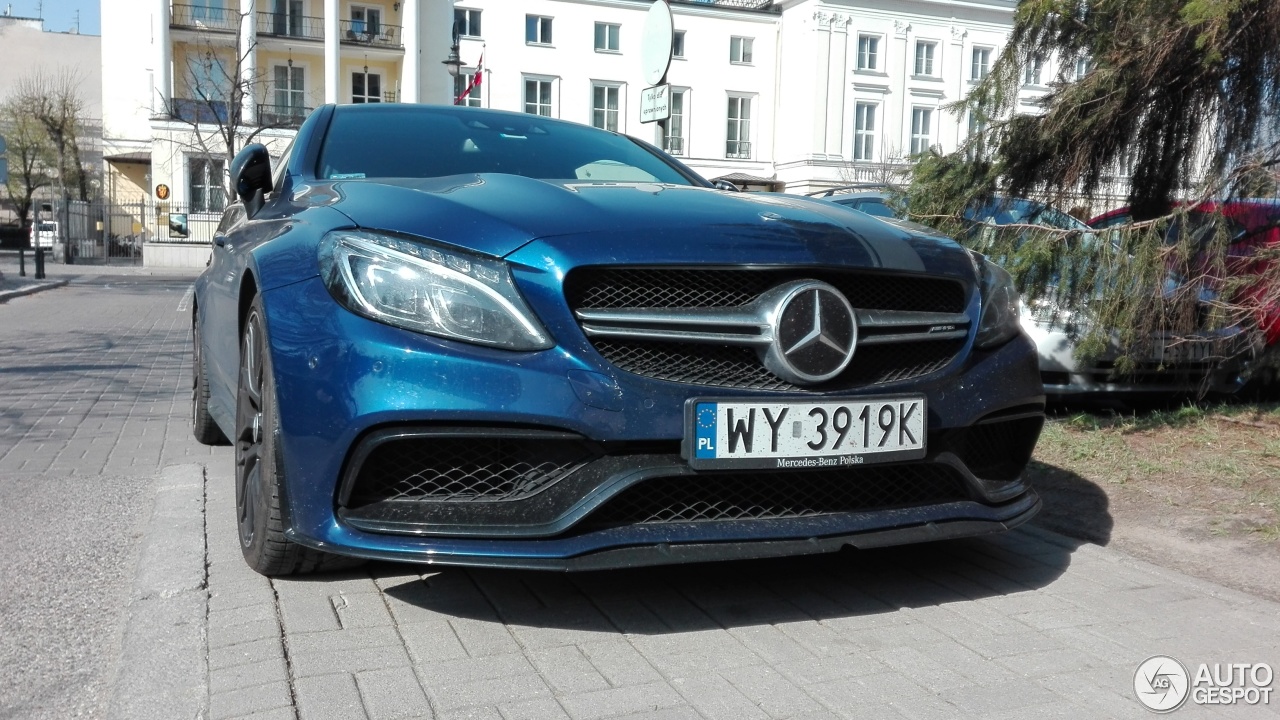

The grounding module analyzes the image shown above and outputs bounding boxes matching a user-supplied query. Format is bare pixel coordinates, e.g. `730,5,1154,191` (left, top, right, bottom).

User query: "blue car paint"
257,270,1040,560
197,104,1045,569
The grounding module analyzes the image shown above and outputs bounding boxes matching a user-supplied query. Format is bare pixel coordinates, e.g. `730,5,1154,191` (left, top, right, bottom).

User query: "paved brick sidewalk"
198,460,1280,720
0,272,212,719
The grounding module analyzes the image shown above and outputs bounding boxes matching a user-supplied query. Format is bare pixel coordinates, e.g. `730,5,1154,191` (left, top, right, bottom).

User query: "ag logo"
1135,655,1191,713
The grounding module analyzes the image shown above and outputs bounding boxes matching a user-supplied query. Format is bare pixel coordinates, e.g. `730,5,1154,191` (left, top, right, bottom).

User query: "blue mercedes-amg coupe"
192,104,1045,576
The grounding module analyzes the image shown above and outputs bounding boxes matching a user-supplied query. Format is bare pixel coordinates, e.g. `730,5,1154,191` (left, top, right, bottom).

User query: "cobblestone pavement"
2,268,1279,720
0,268,211,719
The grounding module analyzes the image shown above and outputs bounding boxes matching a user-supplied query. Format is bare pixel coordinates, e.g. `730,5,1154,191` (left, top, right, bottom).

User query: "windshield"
316,106,696,185
971,199,1090,230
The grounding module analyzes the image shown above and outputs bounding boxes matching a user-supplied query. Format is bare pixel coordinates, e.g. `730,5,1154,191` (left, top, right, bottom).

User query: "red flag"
456,54,483,105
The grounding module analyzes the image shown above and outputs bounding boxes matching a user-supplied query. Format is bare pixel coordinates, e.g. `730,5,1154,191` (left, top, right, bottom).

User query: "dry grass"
1029,401,1280,545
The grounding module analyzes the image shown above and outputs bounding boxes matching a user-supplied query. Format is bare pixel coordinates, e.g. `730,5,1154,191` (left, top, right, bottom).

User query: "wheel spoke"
236,312,268,549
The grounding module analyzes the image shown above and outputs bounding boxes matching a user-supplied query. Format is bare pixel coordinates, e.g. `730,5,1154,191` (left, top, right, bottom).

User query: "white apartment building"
449,0,782,187
448,0,1046,193
101,0,1050,264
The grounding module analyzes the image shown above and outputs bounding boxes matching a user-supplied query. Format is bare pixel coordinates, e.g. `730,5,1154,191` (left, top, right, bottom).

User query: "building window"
971,47,991,81
673,30,685,58
730,36,753,64
454,68,482,107
966,111,987,158
664,89,686,155
189,158,225,213
268,0,303,37
526,15,552,45
592,84,620,132
914,41,936,76
1024,55,1043,85
270,64,305,124
853,102,876,161
352,70,382,103
454,8,481,38
191,0,229,24
350,5,381,36
910,108,932,155
857,35,879,71
524,78,553,116
594,22,620,52
1073,56,1091,81
726,95,752,158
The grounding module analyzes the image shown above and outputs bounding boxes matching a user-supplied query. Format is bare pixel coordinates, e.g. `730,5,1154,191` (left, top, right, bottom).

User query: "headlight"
975,258,1022,349
319,230,553,351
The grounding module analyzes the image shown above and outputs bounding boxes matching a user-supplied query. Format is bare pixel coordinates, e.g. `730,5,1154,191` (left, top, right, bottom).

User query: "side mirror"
230,143,273,217
712,179,741,192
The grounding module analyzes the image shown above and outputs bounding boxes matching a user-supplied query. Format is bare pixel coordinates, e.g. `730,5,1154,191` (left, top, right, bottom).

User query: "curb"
0,279,69,303
107,464,210,720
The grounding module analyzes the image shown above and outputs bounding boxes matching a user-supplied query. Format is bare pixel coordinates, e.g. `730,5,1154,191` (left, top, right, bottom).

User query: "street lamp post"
443,24,462,92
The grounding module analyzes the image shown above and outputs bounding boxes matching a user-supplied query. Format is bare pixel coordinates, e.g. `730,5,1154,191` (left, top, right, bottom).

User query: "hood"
322,174,972,276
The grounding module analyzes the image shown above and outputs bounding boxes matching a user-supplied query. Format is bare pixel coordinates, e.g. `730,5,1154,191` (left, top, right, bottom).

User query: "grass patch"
1034,399,1280,546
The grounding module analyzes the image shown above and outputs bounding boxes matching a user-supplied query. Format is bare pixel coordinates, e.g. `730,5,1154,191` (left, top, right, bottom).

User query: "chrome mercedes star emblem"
762,281,858,385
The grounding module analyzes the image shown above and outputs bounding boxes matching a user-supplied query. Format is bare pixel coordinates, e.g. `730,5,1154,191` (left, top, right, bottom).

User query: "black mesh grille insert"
592,338,965,391
586,464,970,525
347,437,599,506
565,268,967,313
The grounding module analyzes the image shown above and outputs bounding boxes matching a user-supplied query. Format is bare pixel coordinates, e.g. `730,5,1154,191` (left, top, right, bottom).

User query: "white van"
29,221,57,248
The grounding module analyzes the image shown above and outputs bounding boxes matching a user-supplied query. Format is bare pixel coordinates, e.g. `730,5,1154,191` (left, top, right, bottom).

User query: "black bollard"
34,247,45,280
18,248,25,277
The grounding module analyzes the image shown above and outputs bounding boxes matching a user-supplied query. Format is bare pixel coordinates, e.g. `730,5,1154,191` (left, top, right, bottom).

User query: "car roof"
1090,199,1280,230
829,191,893,203
805,183,900,198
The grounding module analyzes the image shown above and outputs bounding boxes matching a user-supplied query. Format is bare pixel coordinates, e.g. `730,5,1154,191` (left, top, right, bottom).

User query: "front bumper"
264,276,1045,570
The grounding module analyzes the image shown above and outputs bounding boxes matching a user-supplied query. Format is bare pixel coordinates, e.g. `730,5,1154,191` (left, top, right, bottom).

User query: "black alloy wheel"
234,296,359,576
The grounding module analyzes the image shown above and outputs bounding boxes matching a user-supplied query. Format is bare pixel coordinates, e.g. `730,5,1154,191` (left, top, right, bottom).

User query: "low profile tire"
192,314,228,445
236,297,360,576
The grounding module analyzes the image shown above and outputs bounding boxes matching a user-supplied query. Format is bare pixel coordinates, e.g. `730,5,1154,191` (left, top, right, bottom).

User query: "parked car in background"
1091,200,1280,350
974,197,1259,397
808,185,905,219
29,221,57,249
813,190,1256,398
193,105,1046,576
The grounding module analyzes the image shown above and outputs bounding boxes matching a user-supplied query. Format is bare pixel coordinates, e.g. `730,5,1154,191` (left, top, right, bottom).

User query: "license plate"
685,396,927,470
1151,338,1213,364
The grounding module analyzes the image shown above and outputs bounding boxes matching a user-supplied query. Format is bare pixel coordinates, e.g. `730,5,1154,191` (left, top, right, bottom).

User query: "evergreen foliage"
902,0,1280,382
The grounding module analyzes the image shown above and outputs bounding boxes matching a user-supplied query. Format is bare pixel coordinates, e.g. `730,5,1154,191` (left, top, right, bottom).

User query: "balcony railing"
339,20,402,48
664,136,685,156
171,98,230,125
725,140,752,159
256,12,325,41
258,103,312,129
170,4,239,32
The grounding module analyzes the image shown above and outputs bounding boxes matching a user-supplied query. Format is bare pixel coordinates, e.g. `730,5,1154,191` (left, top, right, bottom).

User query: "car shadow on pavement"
375,464,1114,634
1025,459,1114,546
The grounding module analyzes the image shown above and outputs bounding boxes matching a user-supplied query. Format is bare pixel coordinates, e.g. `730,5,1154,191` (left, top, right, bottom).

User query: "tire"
192,314,229,445
236,297,361,576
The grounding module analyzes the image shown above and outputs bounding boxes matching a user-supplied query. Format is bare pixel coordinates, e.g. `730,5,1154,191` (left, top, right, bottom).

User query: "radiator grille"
586,464,970,525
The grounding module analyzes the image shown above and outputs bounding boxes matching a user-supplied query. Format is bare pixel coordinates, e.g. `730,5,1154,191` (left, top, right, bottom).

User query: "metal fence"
31,199,215,265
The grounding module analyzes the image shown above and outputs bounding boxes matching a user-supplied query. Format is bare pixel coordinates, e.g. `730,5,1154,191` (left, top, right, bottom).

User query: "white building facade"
446,0,1043,193
101,0,1050,264
449,0,782,186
